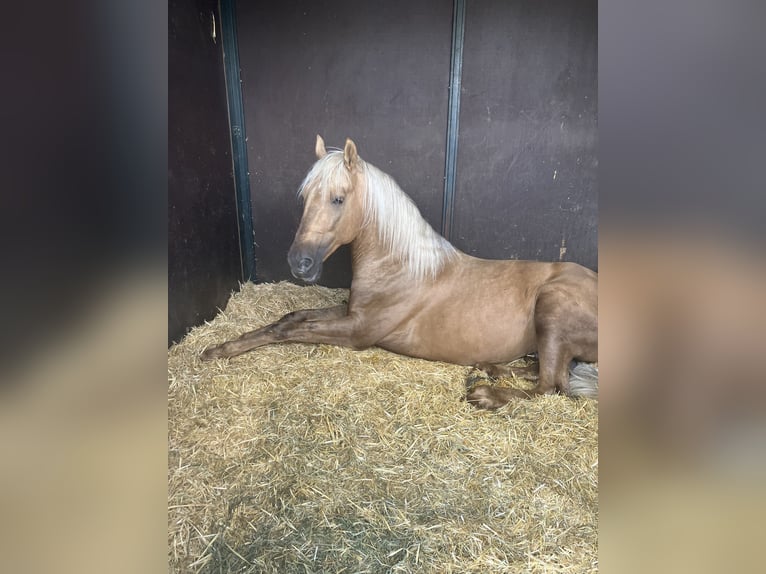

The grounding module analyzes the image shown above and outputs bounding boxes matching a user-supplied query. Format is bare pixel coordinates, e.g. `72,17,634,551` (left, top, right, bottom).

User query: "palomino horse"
202,136,598,408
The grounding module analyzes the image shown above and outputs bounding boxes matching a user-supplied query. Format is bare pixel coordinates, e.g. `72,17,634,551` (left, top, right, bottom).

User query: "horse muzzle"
287,244,326,284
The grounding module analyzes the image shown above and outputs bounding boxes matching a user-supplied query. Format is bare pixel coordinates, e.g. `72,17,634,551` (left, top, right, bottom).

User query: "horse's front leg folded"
201,304,348,360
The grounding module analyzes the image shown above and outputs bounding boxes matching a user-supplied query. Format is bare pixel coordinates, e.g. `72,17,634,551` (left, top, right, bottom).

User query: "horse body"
202,136,598,408
370,257,547,364
426,262,590,365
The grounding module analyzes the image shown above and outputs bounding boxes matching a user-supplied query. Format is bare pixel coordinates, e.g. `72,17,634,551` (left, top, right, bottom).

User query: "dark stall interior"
169,0,597,344
168,0,242,344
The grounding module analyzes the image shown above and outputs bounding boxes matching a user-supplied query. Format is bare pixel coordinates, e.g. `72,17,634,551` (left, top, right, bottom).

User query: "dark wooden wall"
168,0,242,344
167,1,597,339
235,0,597,286
454,0,597,269
236,0,454,287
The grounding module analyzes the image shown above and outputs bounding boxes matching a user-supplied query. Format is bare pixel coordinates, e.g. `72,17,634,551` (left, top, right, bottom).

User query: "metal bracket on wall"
441,0,466,242
220,0,256,282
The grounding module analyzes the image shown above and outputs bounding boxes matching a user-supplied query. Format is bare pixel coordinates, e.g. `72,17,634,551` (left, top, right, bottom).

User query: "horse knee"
269,321,293,341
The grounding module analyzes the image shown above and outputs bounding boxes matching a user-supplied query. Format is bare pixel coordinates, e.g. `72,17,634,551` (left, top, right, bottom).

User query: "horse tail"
569,361,598,399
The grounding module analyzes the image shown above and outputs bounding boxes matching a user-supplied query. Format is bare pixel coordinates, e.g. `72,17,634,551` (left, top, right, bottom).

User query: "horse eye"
332,196,345,205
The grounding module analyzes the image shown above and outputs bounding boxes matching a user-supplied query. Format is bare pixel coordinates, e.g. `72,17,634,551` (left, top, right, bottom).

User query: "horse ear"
343,138,359,170
315,134,327,159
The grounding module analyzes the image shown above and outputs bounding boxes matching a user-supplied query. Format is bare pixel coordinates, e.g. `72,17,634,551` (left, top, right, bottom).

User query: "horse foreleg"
231,313,368,352
201,304,348,360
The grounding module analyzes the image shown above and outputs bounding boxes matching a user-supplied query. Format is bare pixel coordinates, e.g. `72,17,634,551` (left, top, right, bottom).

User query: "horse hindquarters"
467,275,598,408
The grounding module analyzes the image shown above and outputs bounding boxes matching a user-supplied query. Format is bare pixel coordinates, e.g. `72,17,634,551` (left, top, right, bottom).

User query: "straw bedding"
168,282,598,573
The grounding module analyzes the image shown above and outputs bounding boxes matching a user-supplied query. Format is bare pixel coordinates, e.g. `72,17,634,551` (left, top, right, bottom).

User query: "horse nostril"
298,257,313,272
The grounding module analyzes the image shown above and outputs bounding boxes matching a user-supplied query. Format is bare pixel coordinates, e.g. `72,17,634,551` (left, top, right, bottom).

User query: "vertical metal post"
442,0,466,241
220,0,255,281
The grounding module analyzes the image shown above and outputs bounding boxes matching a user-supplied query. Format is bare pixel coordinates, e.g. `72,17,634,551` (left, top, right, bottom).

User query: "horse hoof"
201,346,224,361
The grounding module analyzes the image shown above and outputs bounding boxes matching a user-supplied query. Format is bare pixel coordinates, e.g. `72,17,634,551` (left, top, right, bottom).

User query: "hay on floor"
168,281,598,573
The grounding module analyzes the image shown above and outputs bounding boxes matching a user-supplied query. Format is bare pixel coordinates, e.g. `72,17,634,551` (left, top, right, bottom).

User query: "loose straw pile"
169,282,598,573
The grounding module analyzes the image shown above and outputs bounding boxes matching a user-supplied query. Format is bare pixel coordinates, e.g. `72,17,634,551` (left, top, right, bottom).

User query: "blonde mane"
299,151,457,280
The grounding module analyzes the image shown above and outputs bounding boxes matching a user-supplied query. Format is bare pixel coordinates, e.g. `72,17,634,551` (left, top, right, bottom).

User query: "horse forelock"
297,151,350,200
297,150,456,280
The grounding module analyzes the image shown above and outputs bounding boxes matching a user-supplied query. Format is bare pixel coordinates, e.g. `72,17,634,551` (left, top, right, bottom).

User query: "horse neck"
349,167,457,282
350,220,399,277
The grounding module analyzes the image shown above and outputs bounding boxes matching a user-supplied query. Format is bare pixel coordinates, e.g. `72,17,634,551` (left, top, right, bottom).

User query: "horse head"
288,135,365,283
